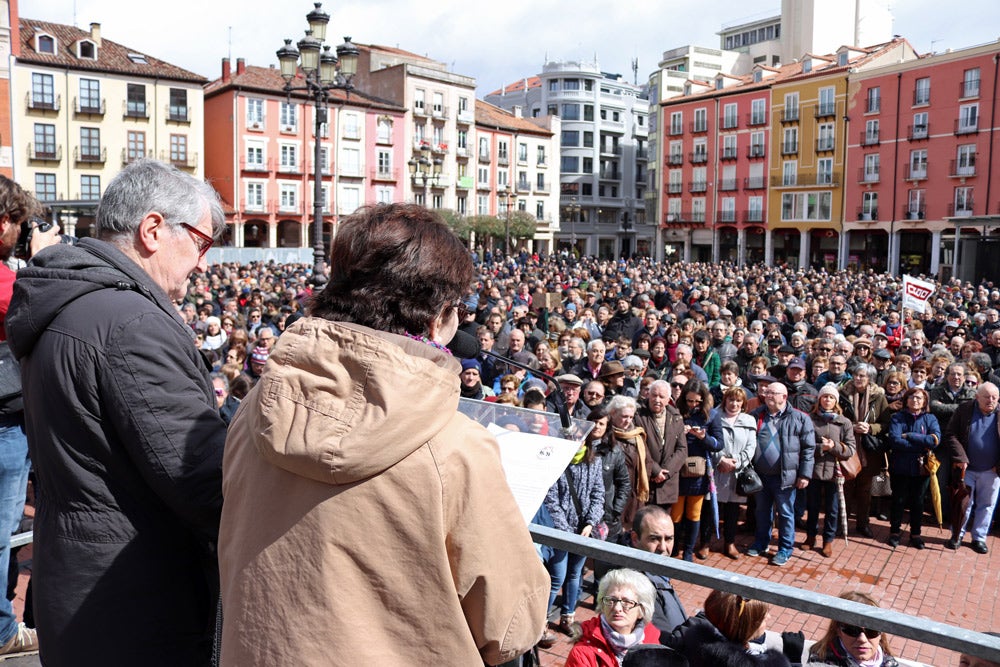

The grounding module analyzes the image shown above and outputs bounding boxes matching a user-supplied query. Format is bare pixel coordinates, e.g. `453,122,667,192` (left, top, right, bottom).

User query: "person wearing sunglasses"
565,568,659,666
810,591,900,666
6,159,229,664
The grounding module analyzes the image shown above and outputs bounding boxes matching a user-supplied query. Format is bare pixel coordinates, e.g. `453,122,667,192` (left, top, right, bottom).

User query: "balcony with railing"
515,180,531,194
375,131,393,145
688,181,708,193
338,163,365,178
599,168,621,181
122,148,153,165
781,141,798,155
455,146,471,159
276,199,304,215
123,101,149,119
743,209,764,223
747,144,765,159
74,97,106,116
534,182,550,194
666,181,683,194
636,148,649,160
370,167,399,182
240,156,272,173
720,115,738,130
26,93,61,113
167,105,191,123
75,146,107,164
689,120,708,134
780,108,798,123
860,130,879,146
719,147,738,161
664,210,706,224
955,118,979,135
478,150,490,163
905,164,927,180
668,123,684,136
771,175,797,187
949,201,974,217
908,123,929,140
719,178,738,191
716,210,738,224
412,103,429,118
913,89,930,106
747,112,767,126
689,151,708,164
816,138,835,152
857,206,879,221
950,157,977,178
431,105,450,120
161,150,198,170
28,139,62,162
600,144,623,156
668,153,684,166
858,167,880,183
744,176,766,190
497,154,510,166
815,103,837,119
240,198,272,215
960,79,981,99
456,108,474,125
277,159,302,175
903,204,926,220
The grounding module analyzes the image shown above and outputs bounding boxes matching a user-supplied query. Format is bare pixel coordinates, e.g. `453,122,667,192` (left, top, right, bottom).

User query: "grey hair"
597,568,656,623
96,158,224,242
607,395,637,416
622,355,643,370
587,338,606,352
649,379,670,394
853,363,876,380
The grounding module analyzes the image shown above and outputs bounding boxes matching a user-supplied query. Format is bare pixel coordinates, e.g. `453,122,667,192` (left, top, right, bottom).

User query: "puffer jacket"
750,405,816,487
6,238,227,667
887,410,941,477
219,318,549,666
595,441,631,535
809,412,857,481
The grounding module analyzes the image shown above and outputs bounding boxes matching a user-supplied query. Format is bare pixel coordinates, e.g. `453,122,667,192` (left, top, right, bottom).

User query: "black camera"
14,217,77,260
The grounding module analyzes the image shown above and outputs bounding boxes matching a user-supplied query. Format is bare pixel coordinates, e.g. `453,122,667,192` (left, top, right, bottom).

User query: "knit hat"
250,346,270,365
460,358,482,375
818,382,840,398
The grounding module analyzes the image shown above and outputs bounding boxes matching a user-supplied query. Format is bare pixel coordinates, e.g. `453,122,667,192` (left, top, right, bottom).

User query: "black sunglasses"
840,625,881,639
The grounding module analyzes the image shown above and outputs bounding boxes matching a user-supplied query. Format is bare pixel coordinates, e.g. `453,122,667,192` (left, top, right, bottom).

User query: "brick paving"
538,516,999,667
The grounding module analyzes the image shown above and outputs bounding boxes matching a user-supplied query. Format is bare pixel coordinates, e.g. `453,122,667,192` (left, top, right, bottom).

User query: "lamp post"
567,197,581,255
276,2,359,288
408,145,442,205
501,184,513,256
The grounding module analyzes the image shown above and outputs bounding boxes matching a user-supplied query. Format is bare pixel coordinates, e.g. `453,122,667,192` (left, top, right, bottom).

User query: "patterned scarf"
600,615,647,661
614,426,650,502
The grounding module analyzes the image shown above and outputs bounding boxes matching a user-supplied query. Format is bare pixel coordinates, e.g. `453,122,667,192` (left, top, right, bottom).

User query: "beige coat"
219,319,549,666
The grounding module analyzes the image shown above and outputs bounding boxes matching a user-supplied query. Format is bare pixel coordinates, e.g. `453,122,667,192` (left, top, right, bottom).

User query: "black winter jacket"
7,238,227,666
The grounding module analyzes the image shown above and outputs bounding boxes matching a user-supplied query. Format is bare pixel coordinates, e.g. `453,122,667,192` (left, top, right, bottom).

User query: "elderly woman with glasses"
809,591,899,666
564,568,659,667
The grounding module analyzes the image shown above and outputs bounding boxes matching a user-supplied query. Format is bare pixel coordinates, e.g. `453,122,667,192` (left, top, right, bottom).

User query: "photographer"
0,175,59,658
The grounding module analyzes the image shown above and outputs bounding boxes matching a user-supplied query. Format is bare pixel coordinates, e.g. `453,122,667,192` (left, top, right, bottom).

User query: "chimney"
236,58,246,75
222,58,231,82
89,22,101,47
512,105,522,118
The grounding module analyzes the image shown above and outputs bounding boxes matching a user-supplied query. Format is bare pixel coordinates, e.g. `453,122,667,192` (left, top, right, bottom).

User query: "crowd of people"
5,174,1000,666
163,246,1000,666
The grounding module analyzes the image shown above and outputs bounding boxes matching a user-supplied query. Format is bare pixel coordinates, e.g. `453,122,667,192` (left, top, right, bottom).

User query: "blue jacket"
888,410,940,477
750,405,816,488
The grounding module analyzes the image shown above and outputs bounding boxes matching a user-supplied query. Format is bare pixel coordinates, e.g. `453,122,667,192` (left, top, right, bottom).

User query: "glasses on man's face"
502,384,517,392
180,223,213,258
601,597,639,612
839,625,881,639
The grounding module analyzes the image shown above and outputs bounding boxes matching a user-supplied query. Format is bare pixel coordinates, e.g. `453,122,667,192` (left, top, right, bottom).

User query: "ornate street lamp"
276,2,359,288
567,197,581,252
408,145,441,197
501,185,513,255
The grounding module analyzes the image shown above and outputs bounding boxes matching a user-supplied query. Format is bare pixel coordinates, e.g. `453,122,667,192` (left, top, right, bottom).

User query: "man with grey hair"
7,159,228,665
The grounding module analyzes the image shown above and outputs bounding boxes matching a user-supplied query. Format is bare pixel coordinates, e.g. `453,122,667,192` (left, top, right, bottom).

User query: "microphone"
446,329,573,433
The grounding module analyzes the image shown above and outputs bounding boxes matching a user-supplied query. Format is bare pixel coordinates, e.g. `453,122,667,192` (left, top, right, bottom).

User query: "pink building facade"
204,58,405,248
844,41,1000,277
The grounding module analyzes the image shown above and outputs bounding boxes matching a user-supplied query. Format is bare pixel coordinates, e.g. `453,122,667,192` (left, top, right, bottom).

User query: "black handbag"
736,465,763,495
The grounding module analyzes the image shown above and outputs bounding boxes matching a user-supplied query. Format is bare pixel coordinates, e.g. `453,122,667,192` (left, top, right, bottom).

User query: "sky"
19,0,1000,95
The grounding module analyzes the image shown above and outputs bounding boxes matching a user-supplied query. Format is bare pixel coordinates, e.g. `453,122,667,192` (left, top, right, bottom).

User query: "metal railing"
528,524,1000,664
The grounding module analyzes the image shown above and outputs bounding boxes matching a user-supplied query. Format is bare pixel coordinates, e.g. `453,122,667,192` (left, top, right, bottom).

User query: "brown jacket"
634,404,687,505
219,319,549,666
809,412,857,481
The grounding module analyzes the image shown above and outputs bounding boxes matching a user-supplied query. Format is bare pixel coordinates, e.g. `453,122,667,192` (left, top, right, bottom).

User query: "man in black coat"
7,160,228,666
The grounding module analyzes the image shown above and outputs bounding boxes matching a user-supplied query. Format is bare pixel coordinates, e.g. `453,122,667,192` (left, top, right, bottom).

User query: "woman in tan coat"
219,204,549,666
